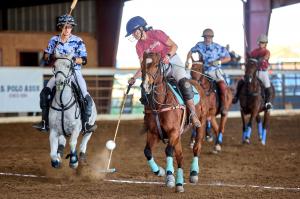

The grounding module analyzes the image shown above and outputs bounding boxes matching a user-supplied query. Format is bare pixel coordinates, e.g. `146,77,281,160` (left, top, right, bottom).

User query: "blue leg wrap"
262,128,267,145
176,168,184,185
191,128,196,138
246,126,252,139
242,131,247,141
207,121,211,130
257,122,263,140
217,132,223,144
166,157,174,174
190,156,199,173
147,158,159,173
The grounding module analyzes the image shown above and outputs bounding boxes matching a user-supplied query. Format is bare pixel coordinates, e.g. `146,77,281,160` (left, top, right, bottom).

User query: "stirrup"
32,120,49,132
83,123,97,134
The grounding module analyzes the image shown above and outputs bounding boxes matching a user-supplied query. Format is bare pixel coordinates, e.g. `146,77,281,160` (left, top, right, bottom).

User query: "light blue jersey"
190,42,230,72
45,34,87,70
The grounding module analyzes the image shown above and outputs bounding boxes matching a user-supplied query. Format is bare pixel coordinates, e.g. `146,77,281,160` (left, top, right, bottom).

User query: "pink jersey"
136,30,170,60
250,47,270,70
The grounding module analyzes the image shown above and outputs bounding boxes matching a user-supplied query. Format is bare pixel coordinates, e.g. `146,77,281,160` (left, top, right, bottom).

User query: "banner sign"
0,67,43,113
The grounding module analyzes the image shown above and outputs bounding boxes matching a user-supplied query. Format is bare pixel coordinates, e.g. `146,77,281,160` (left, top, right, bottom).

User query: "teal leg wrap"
147,158,159,173
190,156,199,173
166,157,174,173
176,168,184,185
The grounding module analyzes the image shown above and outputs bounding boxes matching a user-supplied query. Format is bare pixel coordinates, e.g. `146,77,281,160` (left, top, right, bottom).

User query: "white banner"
0,67,43,113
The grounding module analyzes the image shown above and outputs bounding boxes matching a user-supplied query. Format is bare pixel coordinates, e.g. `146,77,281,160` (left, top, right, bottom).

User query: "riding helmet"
202,28,214,37
125,16,147,37
257,34,268,43
57,14,77,27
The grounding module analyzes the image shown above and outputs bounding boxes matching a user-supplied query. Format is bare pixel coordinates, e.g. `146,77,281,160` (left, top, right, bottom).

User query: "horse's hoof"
245,138,250,144
261,140,266,145
189,171,198,184
66,152,78,169
189,140,195,149
70,161,79,169
51,159,61,168
157,167,165,177
215,144,222,152
166,174,175,188
176,185,184,193
57,144,65,158
206,135,213,142
79,152,88,165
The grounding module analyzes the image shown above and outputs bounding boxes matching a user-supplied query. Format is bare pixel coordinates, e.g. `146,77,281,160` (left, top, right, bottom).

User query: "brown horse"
141,52,208,192
237,56,275,145
189,52,232,153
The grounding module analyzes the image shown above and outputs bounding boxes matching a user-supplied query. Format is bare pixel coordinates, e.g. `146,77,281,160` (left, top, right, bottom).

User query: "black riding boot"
232,79,244,104
82,94,97,134
178,78,201,128
32,87,51,132
265,87,273,110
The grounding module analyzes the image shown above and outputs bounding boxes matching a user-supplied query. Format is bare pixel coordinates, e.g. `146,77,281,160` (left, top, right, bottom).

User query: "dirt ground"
0,115,299,199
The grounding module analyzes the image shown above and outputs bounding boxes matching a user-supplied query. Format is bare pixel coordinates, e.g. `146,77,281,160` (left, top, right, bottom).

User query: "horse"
141,52,208,192
188,52,232,153
49,53,97,169
237,56,275,145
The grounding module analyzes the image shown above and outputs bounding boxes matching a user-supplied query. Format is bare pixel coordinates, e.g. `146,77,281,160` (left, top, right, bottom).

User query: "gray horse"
49,53,97,169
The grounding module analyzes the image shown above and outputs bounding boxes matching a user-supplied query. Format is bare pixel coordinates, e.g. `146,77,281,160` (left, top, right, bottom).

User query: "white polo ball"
106,140,116,150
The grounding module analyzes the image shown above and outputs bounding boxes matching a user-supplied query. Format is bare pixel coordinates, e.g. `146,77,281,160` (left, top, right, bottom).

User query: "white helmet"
257,34,268,43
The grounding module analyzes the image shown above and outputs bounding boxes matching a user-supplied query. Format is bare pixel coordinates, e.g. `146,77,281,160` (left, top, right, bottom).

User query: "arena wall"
0,32,98,67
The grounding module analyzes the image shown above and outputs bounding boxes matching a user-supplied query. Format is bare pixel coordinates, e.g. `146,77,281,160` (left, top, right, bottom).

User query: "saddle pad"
167,82,200,105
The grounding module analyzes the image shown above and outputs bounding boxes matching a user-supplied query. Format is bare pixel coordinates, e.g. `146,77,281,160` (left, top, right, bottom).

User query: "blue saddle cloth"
167,81,200,105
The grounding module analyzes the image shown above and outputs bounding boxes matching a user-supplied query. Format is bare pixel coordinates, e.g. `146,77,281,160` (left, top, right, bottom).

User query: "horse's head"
244,53,258,83
189,51,204,80
53,52,74,91
141,52,162,94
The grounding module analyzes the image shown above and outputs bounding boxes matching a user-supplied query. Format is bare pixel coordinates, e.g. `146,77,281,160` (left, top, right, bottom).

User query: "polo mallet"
100,83,133,173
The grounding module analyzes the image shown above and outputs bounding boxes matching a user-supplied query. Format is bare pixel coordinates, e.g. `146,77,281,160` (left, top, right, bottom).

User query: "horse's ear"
246,52,251,60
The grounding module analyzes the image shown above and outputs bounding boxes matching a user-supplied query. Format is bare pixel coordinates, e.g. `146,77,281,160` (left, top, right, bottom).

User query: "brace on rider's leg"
81,94,97,133
32,87,52,132
72,70,97,133
217,81,228,115
265,87,273,109
178,78,201,128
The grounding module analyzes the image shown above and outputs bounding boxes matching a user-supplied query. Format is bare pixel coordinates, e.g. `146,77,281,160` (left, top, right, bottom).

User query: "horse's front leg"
261,110,270,145
67,130,80,169
190,119,205,184
173,138,184,193
165,131,181,191
144,131,165,177
49,129,61,168
79,132,93,164
256,114,263,141
244,110,258,144
241,110,247,143
217,111,228,145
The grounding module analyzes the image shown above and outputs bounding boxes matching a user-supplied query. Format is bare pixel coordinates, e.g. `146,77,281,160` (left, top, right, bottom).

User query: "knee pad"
40,87,52,109
84,94,93,117
178,78,194,100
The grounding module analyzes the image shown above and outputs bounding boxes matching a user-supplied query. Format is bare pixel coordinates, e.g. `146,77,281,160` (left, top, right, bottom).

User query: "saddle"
140,77,200,106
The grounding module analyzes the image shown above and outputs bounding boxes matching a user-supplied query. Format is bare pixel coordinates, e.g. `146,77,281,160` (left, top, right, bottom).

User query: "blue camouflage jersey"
44,34,87,70
190,42,230,72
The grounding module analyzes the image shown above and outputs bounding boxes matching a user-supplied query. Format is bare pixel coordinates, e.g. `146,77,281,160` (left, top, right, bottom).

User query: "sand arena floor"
0,115,299,198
